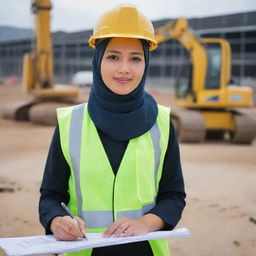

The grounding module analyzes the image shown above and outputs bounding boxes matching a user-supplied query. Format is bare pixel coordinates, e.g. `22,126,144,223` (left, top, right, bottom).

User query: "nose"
117,59,130,74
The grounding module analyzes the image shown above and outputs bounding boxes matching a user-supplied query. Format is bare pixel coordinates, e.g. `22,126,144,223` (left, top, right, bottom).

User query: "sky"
1,0,256,32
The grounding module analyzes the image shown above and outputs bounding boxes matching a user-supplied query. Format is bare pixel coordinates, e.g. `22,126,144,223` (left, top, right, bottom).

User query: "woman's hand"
102,216,149,238
102,214,165,238
50,216,86,241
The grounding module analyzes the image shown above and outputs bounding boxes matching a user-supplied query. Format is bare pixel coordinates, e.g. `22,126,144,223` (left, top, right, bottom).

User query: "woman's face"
101,38,145,95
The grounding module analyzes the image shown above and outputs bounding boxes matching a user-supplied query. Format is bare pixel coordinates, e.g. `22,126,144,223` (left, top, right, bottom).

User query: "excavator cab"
175,42,223,101
204,43,222,90
175,63,193,99
175,38,253,109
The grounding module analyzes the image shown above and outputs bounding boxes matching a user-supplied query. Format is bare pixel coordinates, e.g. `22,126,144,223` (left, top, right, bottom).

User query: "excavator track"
171,107,206,143
29,102,74,126
2,101,36,121
230,112,256,144
171,107,256,144
2,100,75,126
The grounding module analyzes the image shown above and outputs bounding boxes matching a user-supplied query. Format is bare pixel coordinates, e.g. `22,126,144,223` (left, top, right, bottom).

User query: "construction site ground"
0,83,256,256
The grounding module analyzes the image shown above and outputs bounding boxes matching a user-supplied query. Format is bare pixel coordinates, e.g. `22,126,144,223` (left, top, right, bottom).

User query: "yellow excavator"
155,18,256,144
3,0,78,124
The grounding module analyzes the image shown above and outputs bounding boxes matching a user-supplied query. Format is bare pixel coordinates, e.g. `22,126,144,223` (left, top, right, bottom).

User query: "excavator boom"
155,18,208,100
23,0,53,92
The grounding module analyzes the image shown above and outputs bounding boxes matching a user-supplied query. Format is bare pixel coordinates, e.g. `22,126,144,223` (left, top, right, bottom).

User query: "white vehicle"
71,71,93,88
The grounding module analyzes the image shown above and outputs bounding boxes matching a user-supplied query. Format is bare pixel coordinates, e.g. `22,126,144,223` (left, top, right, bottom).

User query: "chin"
112,87,133,95
114,90,131,95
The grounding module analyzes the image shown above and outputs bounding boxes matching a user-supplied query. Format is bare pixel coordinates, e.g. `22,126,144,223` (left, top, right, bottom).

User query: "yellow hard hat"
88,5,158,51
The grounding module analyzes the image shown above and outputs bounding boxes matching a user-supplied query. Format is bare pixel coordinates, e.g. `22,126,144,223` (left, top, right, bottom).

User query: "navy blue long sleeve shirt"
39,119,186,256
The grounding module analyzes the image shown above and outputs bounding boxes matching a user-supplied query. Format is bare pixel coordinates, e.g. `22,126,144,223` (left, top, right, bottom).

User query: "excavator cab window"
205,43,222,89
175,63,193,98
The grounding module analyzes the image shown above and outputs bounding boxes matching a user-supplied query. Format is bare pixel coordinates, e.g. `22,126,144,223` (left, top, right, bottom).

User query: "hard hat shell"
88,5,158,51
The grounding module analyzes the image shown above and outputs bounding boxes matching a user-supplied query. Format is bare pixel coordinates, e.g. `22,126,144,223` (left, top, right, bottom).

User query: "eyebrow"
105,50,144,56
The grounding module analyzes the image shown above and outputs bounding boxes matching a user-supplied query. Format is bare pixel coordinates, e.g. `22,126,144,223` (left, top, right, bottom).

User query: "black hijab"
87,38,158,141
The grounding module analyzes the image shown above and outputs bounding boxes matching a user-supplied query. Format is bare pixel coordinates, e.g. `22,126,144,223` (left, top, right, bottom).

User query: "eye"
131,56,142,62
106,55,119,60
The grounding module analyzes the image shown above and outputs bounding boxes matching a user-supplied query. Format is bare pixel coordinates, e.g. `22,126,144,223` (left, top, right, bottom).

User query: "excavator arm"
23,0,53,92
22,0,78,100
155,18,208,101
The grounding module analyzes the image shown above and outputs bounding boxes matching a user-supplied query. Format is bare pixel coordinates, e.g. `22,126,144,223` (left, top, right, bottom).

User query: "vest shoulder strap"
157,104,171,117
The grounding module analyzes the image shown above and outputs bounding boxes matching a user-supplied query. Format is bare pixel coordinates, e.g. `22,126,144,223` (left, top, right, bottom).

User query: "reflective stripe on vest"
69,104,161,229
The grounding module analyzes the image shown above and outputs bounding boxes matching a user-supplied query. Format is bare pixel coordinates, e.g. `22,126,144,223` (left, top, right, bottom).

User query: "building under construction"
0,11,255,89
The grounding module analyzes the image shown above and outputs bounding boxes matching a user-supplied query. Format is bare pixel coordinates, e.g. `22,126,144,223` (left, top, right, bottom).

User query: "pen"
61,202,88,240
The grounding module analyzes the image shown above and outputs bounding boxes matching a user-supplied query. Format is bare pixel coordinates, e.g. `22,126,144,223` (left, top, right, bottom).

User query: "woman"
39,5,186,256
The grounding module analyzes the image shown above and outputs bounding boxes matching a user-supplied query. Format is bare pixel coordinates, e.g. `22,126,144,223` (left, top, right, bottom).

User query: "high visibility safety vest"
57,103,171,256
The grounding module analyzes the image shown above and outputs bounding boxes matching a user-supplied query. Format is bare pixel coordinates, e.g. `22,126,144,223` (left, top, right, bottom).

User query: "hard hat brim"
89,34,158,51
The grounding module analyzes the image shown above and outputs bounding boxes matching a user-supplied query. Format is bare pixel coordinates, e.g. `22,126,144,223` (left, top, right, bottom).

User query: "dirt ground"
0,83,256,256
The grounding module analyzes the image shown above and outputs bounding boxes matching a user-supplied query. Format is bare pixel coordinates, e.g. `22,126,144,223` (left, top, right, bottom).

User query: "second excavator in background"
3,0,79,125
155,18,256,144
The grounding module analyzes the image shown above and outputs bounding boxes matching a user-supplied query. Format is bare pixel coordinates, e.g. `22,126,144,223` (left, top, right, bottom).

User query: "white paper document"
0,227,190,256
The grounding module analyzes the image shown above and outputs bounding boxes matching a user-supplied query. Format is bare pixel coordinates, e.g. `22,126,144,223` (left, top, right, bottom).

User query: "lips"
114,77,132,84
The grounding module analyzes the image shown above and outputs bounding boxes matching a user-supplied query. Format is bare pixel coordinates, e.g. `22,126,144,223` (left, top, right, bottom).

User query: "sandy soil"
0,83,256,256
